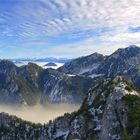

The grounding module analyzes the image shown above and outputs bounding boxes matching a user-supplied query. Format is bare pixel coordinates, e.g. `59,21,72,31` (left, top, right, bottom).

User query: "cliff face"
0,76,139,140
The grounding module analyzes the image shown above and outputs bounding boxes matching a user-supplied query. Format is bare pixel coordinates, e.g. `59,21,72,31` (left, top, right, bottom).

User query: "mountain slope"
97,45,140,85
58,53,104,75
58,45,140,86
48,76,140,140
0,60,94,105
0,76,139,140
0,60,24,105
39,68,95,104
0,61,43,105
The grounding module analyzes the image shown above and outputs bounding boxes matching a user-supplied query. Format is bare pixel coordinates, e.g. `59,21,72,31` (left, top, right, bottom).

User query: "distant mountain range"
11,57,70,63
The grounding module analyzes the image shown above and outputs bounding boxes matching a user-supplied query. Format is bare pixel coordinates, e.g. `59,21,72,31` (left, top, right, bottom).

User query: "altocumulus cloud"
0,0,140,58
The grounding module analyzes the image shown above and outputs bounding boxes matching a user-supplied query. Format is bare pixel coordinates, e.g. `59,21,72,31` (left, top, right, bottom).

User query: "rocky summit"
58,53,104,75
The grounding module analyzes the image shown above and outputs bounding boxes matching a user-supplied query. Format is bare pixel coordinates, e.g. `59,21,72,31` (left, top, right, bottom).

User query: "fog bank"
0,104,80,124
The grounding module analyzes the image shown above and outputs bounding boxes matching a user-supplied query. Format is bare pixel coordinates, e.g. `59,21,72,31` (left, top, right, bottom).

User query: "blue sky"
0,0,140,58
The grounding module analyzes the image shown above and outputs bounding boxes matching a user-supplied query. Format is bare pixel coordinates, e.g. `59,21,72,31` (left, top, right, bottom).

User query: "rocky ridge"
59,45,140,86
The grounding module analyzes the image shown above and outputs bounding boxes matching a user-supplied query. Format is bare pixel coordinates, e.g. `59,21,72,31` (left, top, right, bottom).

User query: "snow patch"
89,74,104,78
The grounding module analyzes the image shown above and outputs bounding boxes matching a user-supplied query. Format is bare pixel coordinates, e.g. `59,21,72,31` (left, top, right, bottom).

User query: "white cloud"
0,0,140,57
1,0,139,37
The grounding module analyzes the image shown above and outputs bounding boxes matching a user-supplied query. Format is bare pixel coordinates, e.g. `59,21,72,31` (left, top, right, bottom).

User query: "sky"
0,0,140,58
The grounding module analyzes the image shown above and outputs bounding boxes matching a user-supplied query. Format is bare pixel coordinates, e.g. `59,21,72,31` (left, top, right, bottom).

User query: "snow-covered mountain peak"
110,45,140,60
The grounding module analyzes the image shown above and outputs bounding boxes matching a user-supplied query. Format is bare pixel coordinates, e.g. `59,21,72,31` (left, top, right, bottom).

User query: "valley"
0,45,140,140
0,104,79,124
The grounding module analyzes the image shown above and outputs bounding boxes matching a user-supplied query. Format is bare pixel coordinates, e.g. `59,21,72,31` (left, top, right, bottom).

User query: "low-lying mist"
0,104,80,124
